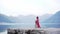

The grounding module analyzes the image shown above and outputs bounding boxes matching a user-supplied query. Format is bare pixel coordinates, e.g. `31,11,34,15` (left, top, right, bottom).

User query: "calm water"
0,23,60,32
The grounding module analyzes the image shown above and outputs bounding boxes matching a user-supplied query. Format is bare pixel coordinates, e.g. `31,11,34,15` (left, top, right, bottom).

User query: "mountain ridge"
42,11,60,23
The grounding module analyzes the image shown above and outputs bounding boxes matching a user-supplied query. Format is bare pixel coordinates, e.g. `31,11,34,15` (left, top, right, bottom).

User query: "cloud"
0,0,60,16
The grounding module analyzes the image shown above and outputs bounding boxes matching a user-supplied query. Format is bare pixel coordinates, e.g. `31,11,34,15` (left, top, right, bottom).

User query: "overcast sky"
0,0,60,16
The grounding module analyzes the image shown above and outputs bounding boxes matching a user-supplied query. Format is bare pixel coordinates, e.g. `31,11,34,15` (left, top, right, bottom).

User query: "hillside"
42,11,60,23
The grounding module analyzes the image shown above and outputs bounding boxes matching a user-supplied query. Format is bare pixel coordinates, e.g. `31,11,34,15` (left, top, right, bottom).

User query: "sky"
0,0,60,16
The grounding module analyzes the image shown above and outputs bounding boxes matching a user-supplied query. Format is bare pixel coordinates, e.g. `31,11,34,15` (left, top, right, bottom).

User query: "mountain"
42,11,60,23
0,14,13,23
8,16,19,23
16,15,36,23
40,14,52,22
13,14,52,23
0,13,52,23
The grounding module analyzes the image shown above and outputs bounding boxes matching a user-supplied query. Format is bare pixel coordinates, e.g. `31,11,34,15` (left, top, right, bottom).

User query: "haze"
0,0,60,16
